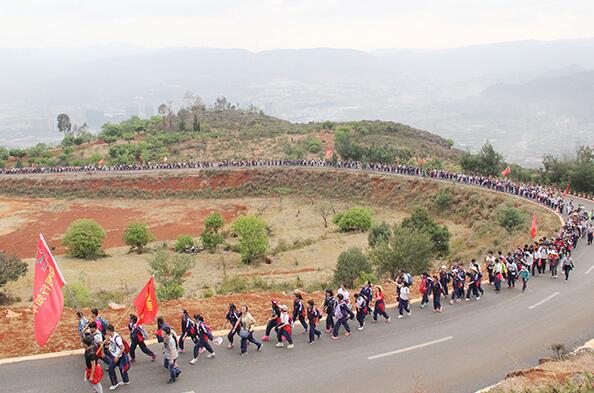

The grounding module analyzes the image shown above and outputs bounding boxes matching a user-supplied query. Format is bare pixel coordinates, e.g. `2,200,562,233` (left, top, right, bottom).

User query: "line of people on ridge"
76,202,592,392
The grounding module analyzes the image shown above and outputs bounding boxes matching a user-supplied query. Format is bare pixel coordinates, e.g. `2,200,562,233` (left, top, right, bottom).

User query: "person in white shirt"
397,283,411,318
162,327,181,384
105,325,130,391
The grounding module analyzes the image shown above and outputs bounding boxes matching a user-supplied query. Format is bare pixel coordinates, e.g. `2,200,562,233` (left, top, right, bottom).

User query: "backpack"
419,278,427,294
404,273,413,286
139,326,149,341
97,317,109,334
115,334,130,354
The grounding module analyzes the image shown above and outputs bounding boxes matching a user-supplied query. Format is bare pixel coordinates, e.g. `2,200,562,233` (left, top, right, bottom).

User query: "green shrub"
401,207,450,257
232,215,268,264
370,225,433,279
204,212,225,232
0,252,28,289
63,283,93,308
497,204,526,234
357,271,379,287
201,231,224,253
368,222,392,247
62,219,106,259
148,249,194,300
334,247,372,288
174,234,195,253
435,188,454,210
217,275,250,294
333,207,373,232
123,222,155,253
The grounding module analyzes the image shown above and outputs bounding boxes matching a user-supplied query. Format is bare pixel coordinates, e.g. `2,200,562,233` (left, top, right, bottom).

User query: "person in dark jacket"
431,275,445,312
127,314,156,362
225,304,240,349
323,289,336,333
177,310,195,353
331,293,352,339
306,300,322,344
292,290,308,333
261,299,281,342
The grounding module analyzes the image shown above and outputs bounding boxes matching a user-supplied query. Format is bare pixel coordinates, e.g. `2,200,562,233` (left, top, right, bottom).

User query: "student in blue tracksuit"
306,300,322,344
331,293,352,339
225,303,240,349
355,293,367,330
323,289,336,333
372,285,390,322
439,266,450,297
262,299,281,342
275,305,294,349
292,291,308,333
190,314,216,364
358,281,373,315
431,275,444,312
127,314,156,363
177,310,195,353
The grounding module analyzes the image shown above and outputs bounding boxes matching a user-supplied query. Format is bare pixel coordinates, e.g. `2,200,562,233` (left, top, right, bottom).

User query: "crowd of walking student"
2,158,592,208
77,205,592,392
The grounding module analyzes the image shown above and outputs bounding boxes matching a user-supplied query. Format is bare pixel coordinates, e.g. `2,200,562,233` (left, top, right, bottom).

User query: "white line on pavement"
367,336,454,360
528,291,560,310
585,265,594,275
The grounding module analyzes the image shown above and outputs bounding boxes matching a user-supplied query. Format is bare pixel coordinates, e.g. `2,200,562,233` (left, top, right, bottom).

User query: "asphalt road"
0,175,593,393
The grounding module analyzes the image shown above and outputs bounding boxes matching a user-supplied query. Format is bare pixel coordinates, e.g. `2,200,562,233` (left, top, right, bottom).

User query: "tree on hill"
334,247,372,288
460,142,504,177
192,114,200,132
148,248,194,300
57,113,72,136
201,212,225,253
0,252,27,289
62,219,106,259
401,207,450,257
370,224,433,279
232,215,268,264
123,222,155,253
333,207,373,232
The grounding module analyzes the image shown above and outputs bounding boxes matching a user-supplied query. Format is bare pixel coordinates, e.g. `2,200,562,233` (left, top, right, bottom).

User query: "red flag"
563,180,570,196
501,166,511,177
34,234,67,347
530,215,537,239
324,148,333,159
133,277,158,325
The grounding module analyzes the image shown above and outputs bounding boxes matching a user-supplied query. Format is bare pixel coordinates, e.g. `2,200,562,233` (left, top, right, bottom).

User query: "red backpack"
419,277,427,294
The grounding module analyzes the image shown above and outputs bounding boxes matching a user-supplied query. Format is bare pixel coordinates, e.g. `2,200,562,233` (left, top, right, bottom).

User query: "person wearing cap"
306,300,322,344
372,285,390,322
262,299,281,342
275,305,294,349
292,290,308,334
465,265,480,301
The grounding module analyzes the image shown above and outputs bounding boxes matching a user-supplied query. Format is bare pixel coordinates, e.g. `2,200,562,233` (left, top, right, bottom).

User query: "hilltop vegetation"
0,98,461,171
1,98,592,195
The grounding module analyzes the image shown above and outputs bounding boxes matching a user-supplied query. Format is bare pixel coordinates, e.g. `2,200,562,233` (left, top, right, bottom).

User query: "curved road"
1,168,593,393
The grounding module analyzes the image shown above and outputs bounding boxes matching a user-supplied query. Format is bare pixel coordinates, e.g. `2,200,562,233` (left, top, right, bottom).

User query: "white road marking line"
528,291,560,310
368,336,454,360
585,265,594,275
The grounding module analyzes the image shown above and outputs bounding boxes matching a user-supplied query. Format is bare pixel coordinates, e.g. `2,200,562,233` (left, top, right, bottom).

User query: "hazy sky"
2,0,594,50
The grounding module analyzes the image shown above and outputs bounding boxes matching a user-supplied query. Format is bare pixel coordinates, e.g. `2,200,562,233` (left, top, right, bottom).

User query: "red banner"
34,234,67,347
324,148,334,160
501,166,511,177
133,277,158,325
530,215,537,239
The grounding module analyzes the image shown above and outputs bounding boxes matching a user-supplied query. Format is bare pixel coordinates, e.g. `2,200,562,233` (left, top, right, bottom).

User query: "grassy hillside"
0,105,462,170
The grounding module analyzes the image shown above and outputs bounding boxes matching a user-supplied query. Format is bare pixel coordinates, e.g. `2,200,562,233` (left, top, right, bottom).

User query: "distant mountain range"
1,38,594,166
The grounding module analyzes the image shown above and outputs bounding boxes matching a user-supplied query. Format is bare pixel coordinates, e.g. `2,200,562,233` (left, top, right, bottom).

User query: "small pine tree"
192,114,200,132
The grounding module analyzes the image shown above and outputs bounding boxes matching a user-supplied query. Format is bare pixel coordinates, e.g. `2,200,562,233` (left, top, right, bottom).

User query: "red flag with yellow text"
34,234,67,347
133,277,158,325
530,215,537,239
501,166,511,177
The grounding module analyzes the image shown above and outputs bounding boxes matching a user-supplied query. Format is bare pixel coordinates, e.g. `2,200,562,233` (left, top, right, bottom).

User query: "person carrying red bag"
83,335,105,393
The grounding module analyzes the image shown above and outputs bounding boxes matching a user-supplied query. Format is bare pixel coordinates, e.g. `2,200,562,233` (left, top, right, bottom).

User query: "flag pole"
114,302,135,330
